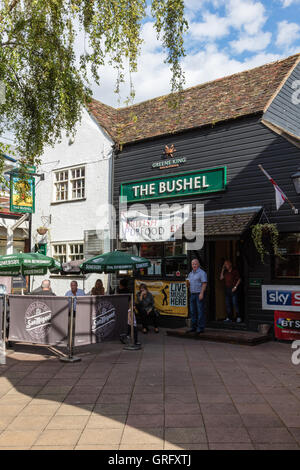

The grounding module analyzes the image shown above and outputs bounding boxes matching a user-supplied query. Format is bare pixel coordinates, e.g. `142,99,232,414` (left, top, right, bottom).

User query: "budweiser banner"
74,295,129,346
8,295,69,346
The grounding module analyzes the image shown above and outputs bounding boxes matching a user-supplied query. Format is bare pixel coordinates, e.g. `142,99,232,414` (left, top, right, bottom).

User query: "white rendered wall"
31,108,114,295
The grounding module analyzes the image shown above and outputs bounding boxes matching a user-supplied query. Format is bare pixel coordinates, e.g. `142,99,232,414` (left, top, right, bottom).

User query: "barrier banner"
74,295,128,346
8,295,69,345
274,311,300,341
0,296,3,346
0,296,2,334
135,280,188,317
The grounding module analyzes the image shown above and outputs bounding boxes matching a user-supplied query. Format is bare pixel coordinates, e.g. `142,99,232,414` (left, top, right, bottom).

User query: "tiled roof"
88,54,300,145
204,210,259,237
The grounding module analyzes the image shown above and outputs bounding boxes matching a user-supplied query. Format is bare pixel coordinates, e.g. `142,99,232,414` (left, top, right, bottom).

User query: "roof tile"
88,54,299,145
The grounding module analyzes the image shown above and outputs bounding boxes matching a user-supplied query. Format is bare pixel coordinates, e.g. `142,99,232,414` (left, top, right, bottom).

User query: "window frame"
53,165,86,203
52,241,84,264
138,241,188,279
273,232,300,280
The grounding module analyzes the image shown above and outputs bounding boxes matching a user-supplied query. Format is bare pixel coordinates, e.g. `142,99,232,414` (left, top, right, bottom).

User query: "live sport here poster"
135,280,188,317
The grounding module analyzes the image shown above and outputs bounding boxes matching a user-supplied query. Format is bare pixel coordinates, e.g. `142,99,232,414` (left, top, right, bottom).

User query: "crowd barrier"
0,294,129,363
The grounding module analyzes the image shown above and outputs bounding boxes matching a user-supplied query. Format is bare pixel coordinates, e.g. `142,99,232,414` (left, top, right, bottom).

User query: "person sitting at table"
135,283,159,334
65,280,85,297
116,278,131,294
91,279,105,295
30,279,56,296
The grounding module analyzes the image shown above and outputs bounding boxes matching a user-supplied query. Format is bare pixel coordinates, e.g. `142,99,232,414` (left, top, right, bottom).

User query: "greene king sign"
120,167,226,203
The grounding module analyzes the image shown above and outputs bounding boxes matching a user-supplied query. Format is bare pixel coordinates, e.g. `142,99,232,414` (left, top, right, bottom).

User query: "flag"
258,165,287,210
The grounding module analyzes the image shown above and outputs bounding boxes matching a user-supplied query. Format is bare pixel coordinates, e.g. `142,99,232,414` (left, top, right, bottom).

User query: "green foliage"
0,0,188,166
251,223,281,264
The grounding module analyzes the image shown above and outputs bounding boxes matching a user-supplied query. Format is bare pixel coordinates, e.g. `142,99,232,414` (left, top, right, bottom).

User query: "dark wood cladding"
113,114,300,330
114,114,300,228
263,61,300,139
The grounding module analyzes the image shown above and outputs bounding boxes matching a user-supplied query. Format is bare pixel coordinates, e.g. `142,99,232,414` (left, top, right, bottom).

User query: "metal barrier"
0,295,6,365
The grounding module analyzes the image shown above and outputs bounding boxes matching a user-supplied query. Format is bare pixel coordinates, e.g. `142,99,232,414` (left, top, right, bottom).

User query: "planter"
251,223,280,263
37,227,48,236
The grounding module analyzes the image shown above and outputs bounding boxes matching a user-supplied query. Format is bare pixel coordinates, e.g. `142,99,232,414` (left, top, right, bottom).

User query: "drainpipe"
107,143,116,294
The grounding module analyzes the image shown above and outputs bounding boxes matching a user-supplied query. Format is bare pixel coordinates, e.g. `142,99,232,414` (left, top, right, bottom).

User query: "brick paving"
0,330,299,450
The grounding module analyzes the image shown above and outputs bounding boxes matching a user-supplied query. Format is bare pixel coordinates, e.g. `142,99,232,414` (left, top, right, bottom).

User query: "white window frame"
69,242,84,261
52,243,67,264
53,165,86,202
52,241,84,263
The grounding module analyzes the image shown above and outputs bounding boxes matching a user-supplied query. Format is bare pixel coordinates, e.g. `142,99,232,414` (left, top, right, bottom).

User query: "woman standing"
135,283,159,334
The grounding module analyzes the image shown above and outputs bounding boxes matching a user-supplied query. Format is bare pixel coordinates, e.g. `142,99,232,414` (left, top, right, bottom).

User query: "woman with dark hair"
91,279,105,296
135,283,159,334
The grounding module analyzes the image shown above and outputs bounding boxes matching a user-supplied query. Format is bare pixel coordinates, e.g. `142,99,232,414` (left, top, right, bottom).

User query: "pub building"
89,53,300,333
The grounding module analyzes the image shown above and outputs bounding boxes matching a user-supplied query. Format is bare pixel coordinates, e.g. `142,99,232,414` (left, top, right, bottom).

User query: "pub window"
54,171,68,201
53,166,85,202
139,241,187,277
165,257,188,278
71,167,85,199
140,243,164,258
0,240,25,256
69,243,84,261
274,233,300,278
52,243,67,264
52,242,84,264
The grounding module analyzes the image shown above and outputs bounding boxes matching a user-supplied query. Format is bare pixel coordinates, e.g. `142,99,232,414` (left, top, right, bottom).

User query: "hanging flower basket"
251,223,281,263
37,227,48,236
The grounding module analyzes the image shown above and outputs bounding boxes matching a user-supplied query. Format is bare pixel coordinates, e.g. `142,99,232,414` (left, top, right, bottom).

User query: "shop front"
112,110,300,332
90,53,300,333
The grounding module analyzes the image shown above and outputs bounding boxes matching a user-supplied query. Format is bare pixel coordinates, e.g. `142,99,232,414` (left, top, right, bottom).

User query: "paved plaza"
0,331,299,450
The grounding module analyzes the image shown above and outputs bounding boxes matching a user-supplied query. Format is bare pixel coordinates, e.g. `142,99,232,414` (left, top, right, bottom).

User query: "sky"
86,0,300,108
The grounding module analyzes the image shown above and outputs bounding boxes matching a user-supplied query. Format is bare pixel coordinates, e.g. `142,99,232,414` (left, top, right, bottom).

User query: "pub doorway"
208,239,246,327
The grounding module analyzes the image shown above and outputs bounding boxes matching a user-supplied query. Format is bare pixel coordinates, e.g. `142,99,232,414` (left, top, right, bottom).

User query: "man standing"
187,259,207,334
220,260,241,323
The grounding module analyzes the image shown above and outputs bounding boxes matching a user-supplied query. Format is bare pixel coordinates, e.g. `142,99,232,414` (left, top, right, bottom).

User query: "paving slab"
0,330,299,450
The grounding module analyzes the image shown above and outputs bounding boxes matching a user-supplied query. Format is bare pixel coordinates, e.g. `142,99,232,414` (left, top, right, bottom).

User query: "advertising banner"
120,206,190,243
262,285,300,312
274,311,300,340
74,295,128,346
8,295,69,345
135,280,188,317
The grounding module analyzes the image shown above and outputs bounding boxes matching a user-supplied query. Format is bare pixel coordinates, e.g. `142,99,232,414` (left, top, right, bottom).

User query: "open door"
212,240,240,322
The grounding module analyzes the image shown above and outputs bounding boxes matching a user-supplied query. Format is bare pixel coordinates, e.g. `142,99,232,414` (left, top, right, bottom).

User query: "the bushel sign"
120,167,226,202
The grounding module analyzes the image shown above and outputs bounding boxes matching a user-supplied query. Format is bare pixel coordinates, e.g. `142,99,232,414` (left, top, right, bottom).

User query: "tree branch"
0,0,21,24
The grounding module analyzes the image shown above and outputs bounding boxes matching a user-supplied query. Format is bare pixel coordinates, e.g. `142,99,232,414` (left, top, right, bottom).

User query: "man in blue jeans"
187,259,207,334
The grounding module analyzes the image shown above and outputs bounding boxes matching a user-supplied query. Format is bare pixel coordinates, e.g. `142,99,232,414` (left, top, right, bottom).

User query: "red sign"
274,311,300,340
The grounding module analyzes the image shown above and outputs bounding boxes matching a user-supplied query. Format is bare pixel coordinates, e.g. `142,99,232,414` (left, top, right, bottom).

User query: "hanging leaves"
0,0,188,167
